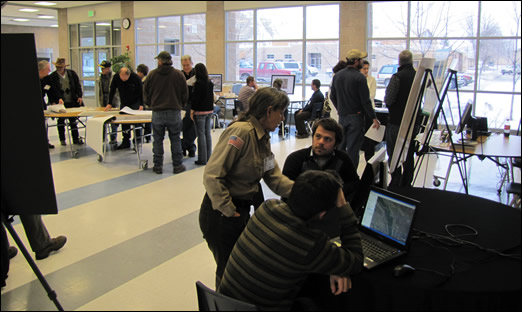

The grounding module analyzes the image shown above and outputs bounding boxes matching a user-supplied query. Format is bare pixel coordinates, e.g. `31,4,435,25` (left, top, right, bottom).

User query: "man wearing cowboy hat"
49,57,84,146
330,49,380,168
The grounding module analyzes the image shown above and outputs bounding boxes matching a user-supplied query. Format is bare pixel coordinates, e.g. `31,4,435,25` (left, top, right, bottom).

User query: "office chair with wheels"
195,281,258,311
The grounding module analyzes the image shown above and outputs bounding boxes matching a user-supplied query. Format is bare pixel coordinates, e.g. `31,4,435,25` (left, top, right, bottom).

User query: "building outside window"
225,4,339,101
368,1,521,129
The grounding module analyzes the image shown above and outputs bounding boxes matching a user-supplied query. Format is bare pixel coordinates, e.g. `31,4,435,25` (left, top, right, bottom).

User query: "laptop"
358,186,420,270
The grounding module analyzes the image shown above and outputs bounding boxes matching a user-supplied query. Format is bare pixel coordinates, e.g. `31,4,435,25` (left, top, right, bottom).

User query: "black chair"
506,182,521,208
233,100,244,117
305,101,328,134
195,281,258,311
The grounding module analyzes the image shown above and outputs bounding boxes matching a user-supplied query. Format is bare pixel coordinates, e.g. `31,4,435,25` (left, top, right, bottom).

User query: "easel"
412,69,470,194
1,212,64,311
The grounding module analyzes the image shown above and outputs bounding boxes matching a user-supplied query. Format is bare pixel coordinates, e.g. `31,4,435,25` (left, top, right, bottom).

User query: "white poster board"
390,58,435,174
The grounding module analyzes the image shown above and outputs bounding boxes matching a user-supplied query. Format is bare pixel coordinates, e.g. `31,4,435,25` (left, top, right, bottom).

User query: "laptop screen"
360,188,418,246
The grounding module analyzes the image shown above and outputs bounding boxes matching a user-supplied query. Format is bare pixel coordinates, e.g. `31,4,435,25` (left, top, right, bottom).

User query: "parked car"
376,64,399,87
449,75,466,89
460,73,473,86
239,61,302,82
501,65,521,75
282,61,304,81
239,60,253,69
326,68,333,78
306,64,319,76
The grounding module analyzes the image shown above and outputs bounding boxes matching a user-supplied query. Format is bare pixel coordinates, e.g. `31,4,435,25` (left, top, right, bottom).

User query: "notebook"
358,186,420,270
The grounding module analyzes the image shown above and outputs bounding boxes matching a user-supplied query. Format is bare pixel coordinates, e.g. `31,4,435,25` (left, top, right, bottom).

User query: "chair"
233,100,244,117
506,182,521,208
304,101,328,134
195,281,258,311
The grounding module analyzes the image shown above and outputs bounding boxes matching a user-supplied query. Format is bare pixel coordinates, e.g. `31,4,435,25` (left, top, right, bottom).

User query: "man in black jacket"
330,49,380,168
49,58,84,146
39,60,62,148
283,118,360,204
294,79,324,138
384,50,416,186
105,66,144,149
180,55,197,157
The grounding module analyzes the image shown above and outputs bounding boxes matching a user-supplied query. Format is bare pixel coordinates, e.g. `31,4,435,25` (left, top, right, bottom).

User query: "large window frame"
69,20,122,107
367,1,521,130
225,4,340,101
135,13,206,77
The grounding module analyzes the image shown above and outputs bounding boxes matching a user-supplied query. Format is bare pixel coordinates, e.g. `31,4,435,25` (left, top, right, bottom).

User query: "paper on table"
86,115,116,157
49,104,66,113
365,125,386,142
120,106,153,116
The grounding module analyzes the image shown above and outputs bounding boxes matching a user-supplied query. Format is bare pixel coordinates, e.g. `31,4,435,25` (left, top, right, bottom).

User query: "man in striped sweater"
218,170,363,310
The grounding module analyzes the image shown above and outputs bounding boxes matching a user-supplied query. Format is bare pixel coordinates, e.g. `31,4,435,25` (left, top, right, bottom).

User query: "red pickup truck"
239,61,302,82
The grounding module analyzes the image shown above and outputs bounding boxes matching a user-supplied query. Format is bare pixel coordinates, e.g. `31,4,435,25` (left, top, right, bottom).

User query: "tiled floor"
1,120,519,311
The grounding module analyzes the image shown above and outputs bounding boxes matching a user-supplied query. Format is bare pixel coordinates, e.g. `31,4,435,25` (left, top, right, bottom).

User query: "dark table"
337,187,521,311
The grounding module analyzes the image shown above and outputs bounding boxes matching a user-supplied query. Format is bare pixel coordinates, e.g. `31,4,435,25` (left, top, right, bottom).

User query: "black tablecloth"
336,187,521,311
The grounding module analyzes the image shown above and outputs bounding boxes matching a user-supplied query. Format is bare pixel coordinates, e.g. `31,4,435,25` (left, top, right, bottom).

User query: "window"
135,14,206,76
69,20,121,107
368,1,521,129
225,4,339,101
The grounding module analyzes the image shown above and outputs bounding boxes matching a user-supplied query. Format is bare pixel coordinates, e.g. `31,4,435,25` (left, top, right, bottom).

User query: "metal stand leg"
65,119,79,158
132,125,148,170
2,213,64,311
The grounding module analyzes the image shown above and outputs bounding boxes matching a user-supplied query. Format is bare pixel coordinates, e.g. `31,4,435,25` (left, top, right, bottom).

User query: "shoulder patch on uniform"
228,135,244,150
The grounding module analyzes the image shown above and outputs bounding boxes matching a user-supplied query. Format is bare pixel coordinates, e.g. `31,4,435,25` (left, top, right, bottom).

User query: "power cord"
414,225,521,260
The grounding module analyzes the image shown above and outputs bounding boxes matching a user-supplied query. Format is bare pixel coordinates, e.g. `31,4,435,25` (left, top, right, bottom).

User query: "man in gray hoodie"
144,51,189,174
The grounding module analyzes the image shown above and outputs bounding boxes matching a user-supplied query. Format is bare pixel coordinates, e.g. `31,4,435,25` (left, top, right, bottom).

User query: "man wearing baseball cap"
330,49,380,168
144,51,188,174
98,60,120,145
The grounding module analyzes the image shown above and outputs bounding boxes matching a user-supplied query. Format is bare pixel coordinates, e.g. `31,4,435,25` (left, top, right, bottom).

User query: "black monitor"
271,74,295,95
455,102,473,135
209,74,222,92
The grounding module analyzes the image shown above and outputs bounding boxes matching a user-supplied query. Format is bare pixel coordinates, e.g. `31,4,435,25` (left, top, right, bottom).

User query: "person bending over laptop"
218,170,363,311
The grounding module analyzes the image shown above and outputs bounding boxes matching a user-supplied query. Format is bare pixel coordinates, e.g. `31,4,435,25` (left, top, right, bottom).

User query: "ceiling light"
34,2,57,6
13,18,30,22
96,22,111,26
19,8,39,12
37,15,55,19
50,24,59,28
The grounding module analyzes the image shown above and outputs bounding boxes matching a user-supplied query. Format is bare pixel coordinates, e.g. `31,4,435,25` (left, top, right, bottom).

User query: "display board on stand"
389,58,435,175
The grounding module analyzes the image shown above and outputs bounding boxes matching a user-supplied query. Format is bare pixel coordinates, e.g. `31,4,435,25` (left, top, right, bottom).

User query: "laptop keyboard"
362,238,399,261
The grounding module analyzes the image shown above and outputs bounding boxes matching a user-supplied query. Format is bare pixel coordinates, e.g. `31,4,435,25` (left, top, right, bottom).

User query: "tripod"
1,212,64,311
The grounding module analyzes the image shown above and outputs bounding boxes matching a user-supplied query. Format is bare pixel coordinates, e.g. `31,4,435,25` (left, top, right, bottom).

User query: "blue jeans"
194,113,212,164
338,113,364,168
152,110,183,167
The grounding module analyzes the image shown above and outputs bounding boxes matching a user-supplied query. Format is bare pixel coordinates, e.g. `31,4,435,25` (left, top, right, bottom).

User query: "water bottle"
504,119,510,137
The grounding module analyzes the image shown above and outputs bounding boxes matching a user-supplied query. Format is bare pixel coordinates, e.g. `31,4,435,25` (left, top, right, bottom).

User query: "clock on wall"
122,18,131,30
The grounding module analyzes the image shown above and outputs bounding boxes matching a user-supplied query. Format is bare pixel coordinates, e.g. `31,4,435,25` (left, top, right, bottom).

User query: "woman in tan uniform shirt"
199,87,294,288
